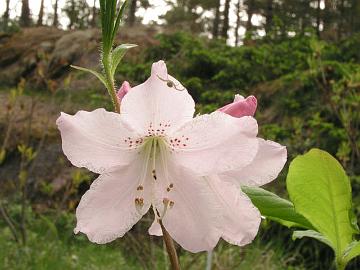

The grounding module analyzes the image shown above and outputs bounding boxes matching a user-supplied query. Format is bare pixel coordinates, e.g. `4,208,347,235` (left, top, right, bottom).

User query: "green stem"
102,53,120,113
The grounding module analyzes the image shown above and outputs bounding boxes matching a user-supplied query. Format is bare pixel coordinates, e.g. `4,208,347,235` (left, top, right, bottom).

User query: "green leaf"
110,43,137,76
241,186,313,229
293,230,333,249
343,241,360,264
111,0,129,45
71,65,110,91
286,148,355,257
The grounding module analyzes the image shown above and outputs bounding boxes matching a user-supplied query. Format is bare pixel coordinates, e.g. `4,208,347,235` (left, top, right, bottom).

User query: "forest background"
0,0,359,269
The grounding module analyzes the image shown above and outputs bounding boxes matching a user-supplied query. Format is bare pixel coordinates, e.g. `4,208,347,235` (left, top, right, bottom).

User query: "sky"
0,0,271,45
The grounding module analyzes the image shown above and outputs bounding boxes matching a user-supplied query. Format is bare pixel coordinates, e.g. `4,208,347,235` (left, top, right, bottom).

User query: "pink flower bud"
218,95,257,118
117,81,131,103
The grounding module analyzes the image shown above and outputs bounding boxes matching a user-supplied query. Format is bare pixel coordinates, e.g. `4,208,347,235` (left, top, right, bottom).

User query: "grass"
0,207,310,270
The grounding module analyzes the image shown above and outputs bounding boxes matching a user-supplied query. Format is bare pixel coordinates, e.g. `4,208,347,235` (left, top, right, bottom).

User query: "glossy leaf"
242,186,313,229
287,149,355,257
293,230,333,248
343,241,360,264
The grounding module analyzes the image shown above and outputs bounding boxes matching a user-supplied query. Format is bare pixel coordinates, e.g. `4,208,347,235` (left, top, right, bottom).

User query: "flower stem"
159,219,180,270
102,54,120,113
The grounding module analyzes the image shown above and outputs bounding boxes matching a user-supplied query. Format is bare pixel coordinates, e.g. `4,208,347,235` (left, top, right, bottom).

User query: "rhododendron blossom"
57,60,286,252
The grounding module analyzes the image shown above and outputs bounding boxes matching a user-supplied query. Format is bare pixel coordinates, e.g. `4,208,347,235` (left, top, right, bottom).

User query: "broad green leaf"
293,230,333,249
343,241,360,264
110,43,137,76
71,65,110,91
241,186,313,229
287,148,355,256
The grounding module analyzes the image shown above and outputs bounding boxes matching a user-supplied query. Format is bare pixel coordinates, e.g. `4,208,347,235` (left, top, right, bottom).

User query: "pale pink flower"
57,60,286,252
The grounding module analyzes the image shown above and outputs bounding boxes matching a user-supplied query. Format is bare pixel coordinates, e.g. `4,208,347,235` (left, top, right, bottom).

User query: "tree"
244,0,255,42
37,0,45,26
221,0,231,39
91,0,97,27
128,0,137,26
212,0,221,38
234,0,242,45
64,0,91,29
53,0,59,27
20,0,31,27
3,0,11,28
264,0,273,34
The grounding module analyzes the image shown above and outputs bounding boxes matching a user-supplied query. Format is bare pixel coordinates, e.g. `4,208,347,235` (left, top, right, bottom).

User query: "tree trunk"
244,0,254,42
264,0,273,34
316,0,321,36
3,0,10,27
68,0,76,29
323,0,333,33
37,0,45,26
53,0,59,27
234,0,242,46
20,0,31,27
350,0,357,34
91,0,97,27
212,0,221,38
337,0,345,40
128,0,137,26
221,0,231,39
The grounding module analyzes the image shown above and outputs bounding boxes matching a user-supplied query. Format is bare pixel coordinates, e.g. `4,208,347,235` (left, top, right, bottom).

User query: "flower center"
133,137,175,218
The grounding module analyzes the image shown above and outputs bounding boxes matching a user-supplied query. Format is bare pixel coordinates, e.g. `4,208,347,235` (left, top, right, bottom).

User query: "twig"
0,202,19,243
159,219,180,270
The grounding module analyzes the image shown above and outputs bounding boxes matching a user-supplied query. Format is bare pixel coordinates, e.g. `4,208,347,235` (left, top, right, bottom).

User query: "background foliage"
0,0,359,269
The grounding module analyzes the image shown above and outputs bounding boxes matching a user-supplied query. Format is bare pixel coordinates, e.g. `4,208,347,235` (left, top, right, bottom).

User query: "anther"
163,198,170,205
152,169,157,180
169,183,174,188
135,197,144,215
169,201,174,208
137,185,143,191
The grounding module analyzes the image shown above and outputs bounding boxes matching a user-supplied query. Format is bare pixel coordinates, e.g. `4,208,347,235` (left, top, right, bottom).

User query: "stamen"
159,198,170,218
152,139,157,180
135,197,145,214
166,183,174,192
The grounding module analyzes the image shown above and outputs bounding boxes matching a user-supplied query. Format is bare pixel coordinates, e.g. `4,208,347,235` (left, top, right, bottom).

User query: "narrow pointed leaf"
111,0,129,44
71,65,109,90
343,241,360,264
241,186,313,229
110,44,137,76
287,149,355,257
293,230,333,249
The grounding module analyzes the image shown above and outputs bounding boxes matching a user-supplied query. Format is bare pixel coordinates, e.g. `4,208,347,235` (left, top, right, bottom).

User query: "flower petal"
75,161,152,244
170,112,259,176
207,176,261,246
154,144,220,252
221,139,287,186
148,218,162,236
57,108,138,173
218,95,257,118
120,60,195,134
117,81,131,103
